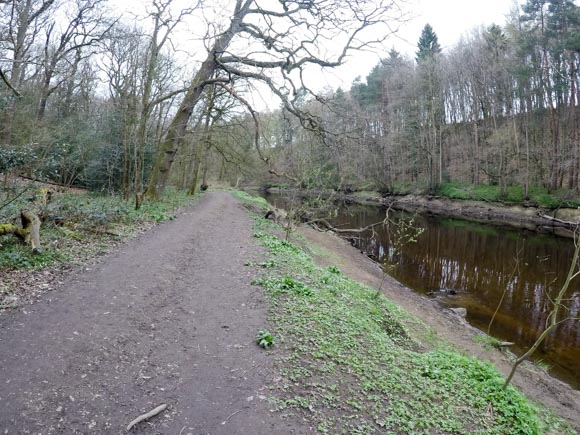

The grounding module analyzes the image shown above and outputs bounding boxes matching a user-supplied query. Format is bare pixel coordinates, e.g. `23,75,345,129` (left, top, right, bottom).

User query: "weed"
256,330,275,349
258,260,276,269
327,265,341,274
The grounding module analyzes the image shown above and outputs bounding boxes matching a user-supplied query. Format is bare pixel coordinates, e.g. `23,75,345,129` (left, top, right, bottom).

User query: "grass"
437,182,580,209
235,192,574,434
0,188,197,271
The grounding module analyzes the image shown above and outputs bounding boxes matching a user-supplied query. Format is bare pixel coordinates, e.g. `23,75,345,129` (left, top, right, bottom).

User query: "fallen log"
0,210,42,253
0,223,28,240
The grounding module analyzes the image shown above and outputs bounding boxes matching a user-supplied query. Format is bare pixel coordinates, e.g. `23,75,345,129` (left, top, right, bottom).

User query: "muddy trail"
0,192,307,434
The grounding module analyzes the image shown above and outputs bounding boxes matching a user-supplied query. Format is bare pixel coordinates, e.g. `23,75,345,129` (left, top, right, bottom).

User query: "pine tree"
416,24,442,63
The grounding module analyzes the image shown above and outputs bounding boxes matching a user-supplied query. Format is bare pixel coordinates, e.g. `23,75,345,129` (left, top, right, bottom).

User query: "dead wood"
540,214,579,227
21,210,42,253
126,403,167,431
0,210,42,253
314,218,388,234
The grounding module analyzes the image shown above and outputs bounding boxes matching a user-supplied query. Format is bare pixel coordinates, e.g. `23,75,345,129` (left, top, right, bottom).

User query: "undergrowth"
0,188,196,270
237,192,573,434
437,182,580,209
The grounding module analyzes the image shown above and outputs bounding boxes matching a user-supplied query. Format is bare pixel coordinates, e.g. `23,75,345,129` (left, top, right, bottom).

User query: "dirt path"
0,192,307,434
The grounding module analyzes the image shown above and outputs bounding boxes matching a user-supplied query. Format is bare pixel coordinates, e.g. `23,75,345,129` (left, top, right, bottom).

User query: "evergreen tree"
416,24,442,63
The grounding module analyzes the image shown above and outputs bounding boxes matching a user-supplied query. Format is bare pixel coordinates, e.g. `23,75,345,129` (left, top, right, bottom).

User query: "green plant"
256,330,275,349
246,224,567,433
327,265,341,274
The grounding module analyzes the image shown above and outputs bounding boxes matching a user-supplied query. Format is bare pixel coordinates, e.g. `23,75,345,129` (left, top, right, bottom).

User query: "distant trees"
2,0,580,202
260,1,580,197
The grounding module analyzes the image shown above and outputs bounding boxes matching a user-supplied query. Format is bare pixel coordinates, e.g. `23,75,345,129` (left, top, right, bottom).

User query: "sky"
313,0,518,92
113,0,518,108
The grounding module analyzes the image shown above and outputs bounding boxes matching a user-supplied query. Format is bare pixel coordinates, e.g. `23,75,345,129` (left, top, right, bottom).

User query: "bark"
0,210,42,253
145,0,251,198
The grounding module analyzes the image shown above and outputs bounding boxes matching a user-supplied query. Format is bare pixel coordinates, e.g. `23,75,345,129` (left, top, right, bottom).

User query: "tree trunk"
145,1,250,199
0,210,42,253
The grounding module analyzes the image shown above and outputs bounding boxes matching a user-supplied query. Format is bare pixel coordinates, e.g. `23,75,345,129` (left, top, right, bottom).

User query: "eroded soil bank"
263,187,580,238
379,195,580,238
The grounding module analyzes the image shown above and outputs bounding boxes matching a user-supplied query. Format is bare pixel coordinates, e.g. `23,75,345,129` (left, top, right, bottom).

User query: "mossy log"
0,210,42,253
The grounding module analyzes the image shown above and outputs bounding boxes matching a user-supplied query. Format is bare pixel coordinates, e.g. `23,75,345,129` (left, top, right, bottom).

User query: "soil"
0,192,311,434
299,225,580,432
377,195,580,239
1,191,579,434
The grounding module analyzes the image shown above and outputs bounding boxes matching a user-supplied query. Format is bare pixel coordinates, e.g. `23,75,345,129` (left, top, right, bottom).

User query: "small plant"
328,265,341,274
256,330,275,349
259,260,276,269
280,277,313,296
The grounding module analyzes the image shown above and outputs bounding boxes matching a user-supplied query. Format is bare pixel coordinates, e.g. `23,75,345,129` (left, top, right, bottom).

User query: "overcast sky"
314,0,518,91
114,0,519,108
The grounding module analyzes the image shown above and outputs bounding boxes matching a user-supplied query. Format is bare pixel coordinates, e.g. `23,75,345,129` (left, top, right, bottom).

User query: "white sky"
315,0,518,91
112,0,519,108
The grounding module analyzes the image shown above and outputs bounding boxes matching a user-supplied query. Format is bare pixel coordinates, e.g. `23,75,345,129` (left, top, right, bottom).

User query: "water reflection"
263,193,580,389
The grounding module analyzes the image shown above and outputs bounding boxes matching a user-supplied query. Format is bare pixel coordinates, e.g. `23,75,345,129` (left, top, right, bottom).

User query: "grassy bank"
0,188,197,308
436,183,580,209
264,182,580,211
236,191,571,434
0,188,195,270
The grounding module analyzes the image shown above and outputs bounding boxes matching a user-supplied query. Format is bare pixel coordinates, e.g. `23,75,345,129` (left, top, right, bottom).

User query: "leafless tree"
145,0,405,197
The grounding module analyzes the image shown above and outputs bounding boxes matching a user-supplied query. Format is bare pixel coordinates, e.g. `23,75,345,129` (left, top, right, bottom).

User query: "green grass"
0,188,197,270
244,195,572,434
437,182,580,208
233,190,270,211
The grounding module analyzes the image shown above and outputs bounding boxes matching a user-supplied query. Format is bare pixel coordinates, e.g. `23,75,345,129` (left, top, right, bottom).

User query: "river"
262,192,580,389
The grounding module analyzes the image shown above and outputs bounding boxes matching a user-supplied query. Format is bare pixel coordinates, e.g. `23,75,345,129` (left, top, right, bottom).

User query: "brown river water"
262,193,580,389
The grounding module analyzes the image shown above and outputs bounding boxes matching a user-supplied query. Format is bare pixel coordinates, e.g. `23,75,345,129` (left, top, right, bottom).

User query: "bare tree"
145,0,404,198
36,0,114,121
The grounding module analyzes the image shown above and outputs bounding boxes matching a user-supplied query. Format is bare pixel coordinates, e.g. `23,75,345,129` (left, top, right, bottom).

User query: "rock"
449,307,467,318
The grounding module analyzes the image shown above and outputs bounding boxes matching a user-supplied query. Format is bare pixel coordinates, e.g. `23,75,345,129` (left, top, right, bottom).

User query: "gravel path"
0,192,305,434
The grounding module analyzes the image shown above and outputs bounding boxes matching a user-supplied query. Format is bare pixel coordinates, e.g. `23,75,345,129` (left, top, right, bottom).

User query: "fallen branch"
540,214,579,227
126,403,167,431
313,218,387,234
221,409,243,425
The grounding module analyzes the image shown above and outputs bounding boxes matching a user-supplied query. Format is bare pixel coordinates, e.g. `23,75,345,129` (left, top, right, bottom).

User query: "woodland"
1,0,580,206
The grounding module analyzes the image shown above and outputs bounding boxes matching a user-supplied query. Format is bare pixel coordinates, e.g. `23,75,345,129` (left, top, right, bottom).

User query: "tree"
145,0,405,198
416,23,442,63
416,24,444,188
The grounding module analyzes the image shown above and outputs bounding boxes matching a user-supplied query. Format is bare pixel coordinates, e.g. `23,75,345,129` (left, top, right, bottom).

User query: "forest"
1,0,580,207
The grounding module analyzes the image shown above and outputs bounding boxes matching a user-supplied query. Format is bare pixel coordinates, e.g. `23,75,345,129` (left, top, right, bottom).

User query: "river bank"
236,191,580,433
294,219,580,432
263,187,580,238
